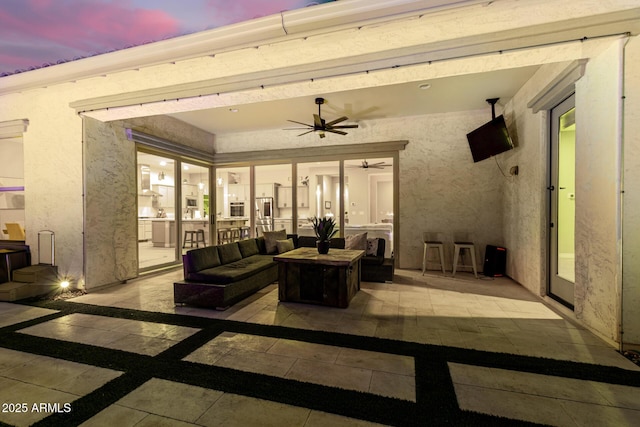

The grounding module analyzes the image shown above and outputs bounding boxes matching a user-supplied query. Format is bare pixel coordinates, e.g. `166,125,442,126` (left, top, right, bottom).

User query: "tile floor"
0,268,639,426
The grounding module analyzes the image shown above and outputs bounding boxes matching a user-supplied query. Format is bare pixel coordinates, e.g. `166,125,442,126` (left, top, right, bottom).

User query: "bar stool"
217,228,231,244
230,227,241,242
240,226,250,240
452,232,478,278
422,232,446,275
195,229,206,246
183,229,206,248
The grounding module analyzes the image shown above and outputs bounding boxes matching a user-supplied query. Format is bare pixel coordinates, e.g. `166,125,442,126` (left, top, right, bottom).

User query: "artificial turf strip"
1,300,636,426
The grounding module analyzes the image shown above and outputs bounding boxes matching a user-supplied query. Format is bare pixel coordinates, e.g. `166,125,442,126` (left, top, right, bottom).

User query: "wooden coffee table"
274,247,364,308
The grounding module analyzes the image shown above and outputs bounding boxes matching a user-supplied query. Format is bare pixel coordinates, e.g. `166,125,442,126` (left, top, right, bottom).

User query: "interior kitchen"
137,153,394,271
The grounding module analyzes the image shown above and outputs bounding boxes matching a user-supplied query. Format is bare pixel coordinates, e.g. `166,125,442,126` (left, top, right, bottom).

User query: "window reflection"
0,137,25,241
297,161,340,236
343,158,394,257
137,152,178,270
255,164,291,236
215,166,250,243
180,162,209,251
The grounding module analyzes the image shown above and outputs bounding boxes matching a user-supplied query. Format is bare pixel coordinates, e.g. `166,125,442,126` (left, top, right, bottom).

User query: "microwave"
185,197,197,208
230,202,245,217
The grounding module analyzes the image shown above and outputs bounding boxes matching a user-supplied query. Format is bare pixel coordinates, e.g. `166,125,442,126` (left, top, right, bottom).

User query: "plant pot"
316,240,330,254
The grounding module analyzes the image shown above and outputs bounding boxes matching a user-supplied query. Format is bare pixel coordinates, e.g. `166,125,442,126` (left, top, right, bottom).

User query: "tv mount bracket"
486,98,499,120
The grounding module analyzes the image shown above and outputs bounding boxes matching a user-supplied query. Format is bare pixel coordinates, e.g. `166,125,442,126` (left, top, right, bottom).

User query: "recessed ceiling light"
419,83,431,90
229,108,239,113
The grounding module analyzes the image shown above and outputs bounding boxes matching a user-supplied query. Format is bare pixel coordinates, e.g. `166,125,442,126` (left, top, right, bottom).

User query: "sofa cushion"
330,238,346,249
217,242,242,264
276,238,295,254
186,255,275,284
361,255,384,265
297,236,317,248
345,232,367,250
238,239,259,258
184,246,221,273
263,230,287,254
366,238,379,256
256,236,267,254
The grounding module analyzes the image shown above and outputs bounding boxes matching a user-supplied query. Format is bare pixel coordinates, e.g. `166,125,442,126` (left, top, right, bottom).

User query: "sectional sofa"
174,232,393,310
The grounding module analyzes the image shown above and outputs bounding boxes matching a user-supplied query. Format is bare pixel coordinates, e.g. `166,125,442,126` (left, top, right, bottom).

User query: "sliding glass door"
137,151,179,271
180,162,210,251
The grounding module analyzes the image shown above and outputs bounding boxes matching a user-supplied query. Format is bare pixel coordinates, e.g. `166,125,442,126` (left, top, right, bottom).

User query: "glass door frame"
136,146,215,273
548,93,576,308
214,150,399,259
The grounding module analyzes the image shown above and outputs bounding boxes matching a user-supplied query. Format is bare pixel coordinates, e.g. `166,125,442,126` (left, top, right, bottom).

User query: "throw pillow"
345,232,367,250
263,229,287,254
238,239,259,258
366,238,379,256
276,238,295,254
217,243,242,264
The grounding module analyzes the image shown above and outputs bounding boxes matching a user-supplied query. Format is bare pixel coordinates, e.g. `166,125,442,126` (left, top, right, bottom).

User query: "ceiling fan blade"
287,120,312,127
326,129,348,135
330,124,359,129
297,130,314,136
325,116,348,126
313,114,323,128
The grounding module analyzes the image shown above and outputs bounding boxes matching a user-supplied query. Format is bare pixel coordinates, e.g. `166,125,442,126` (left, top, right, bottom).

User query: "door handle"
559,187,566,190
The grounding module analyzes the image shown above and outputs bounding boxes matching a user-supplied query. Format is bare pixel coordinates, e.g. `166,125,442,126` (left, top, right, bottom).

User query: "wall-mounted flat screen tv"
466,115,514,163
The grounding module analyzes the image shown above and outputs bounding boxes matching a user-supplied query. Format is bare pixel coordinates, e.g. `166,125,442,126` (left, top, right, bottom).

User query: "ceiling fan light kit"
286,97,359,138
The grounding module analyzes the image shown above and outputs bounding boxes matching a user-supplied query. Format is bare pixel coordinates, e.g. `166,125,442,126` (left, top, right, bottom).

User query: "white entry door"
549,94,576,308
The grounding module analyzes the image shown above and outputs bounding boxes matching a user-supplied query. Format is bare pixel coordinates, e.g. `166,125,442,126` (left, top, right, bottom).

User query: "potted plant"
309,216,337,254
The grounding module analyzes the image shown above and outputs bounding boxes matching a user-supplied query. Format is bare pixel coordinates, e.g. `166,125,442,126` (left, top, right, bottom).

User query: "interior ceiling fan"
286,97,358,138
348,160,392,169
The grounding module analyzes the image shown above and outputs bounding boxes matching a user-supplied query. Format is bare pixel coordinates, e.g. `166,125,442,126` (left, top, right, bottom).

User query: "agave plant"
309,216,338,242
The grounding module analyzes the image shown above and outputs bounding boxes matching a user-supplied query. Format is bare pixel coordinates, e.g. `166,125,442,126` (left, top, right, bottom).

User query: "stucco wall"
0,85,86,284
622,36,640,347
84,117,138,289
217,109,507,270
500,61,573,297
574,40,624,342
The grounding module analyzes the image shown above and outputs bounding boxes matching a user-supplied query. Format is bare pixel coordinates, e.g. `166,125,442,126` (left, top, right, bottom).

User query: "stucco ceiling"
167,65,540,135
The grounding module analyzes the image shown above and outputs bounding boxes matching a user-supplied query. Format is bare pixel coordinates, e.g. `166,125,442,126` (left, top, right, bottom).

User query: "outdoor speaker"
483,245,506,277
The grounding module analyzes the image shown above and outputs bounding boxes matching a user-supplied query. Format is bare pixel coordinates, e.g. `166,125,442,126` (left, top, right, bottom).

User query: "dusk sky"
0,0,334,75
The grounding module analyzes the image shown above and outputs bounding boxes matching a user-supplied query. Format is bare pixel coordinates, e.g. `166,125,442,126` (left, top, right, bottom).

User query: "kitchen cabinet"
183,184,198,196
274,218,293,234
297,186,309,207
138,220,152,241
277,186,309,208
153,185,175,208
228,184,248,201
255,183,274,197
277,186,292,208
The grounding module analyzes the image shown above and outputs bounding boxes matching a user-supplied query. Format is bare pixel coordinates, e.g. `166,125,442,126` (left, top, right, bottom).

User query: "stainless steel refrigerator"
255,197,276,236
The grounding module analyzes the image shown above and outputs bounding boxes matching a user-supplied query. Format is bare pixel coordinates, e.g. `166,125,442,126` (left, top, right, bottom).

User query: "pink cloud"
203,0,311,27
0,0,333,73
1,1,180,60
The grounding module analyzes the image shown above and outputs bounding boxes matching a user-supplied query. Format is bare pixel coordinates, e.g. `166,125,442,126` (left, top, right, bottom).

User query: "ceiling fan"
348,160,392,169
286,97,358,138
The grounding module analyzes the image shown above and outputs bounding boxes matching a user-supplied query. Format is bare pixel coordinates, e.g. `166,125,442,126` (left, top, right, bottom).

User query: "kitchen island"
150,218,212,248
